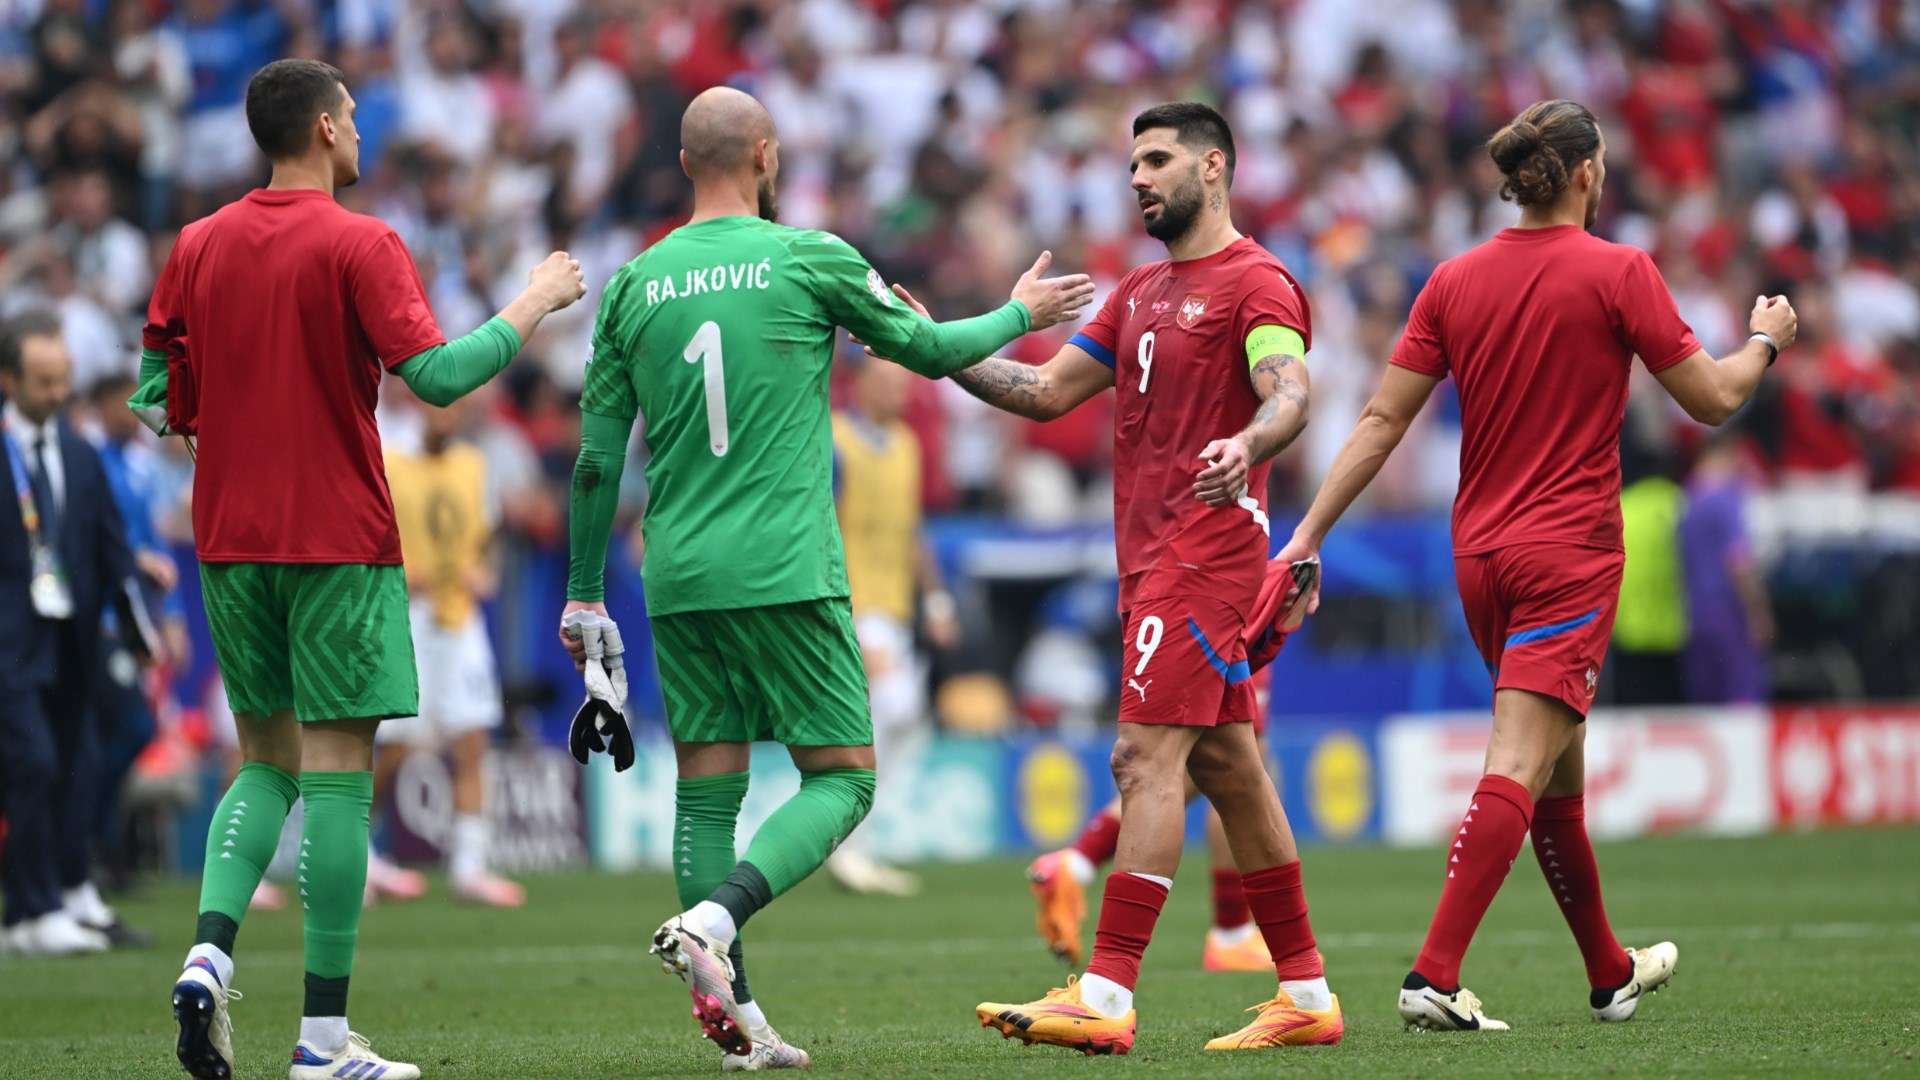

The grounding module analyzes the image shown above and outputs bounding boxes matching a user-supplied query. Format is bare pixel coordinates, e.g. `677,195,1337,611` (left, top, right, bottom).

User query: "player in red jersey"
1276,100,1799,1032
875,102,1340,1054
140,60,584,1079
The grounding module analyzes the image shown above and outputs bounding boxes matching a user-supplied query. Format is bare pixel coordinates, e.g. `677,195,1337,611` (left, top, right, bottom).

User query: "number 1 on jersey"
683,320,728,456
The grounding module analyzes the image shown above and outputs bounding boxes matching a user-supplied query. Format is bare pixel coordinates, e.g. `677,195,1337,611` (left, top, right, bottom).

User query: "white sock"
1078,973,1133,1018
687,900,737,948
299,1016,348,1051
1060,849,1096,886
1129,871,1172,889
1210,922,1256,946
184,943,234,988
1280,977,1332,1012
449,814,489,883
736,998,771,1041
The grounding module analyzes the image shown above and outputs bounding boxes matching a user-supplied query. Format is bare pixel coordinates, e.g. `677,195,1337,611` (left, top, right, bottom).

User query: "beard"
1584,185,1601,229
757,174,779,222
1142,170,1204,243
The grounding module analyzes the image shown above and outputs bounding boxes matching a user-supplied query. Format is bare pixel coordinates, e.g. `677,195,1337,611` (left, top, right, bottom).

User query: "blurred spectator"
171,0,285,198
1680,433,1772,704
0,311,149,954
1610,437,1689,707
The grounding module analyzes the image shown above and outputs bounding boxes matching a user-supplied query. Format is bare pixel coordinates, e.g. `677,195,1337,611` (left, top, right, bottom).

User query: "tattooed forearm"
1238,353,1310,461
951,357,1055,420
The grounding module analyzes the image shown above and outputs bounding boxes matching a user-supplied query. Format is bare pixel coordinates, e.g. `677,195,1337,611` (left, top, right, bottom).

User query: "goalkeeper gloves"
128,369,171,437
562,610,635,772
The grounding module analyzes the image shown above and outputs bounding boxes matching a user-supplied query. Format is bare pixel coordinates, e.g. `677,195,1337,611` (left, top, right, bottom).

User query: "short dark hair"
1488,100,1601,207
1132,102,1236,185
245,58,347,160
0,310,62,377
90,371,137,403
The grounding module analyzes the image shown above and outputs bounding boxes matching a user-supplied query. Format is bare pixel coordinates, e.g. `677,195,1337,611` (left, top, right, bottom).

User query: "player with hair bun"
1276,98,1799,1032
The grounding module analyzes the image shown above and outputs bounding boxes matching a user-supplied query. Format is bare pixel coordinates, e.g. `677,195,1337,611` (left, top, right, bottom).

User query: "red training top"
145,188,444,564
1390,225,1701,555
1071,236,1312,616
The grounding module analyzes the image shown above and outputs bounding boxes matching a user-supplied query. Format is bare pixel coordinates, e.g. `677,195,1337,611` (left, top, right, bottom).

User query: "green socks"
715,768,875,929
676,773,751,1001
195,762,300,955
299,771,373,1017
675,773,749,908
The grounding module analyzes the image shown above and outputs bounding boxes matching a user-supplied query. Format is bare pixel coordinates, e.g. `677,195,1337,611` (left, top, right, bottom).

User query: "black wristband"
1749,332,1779,366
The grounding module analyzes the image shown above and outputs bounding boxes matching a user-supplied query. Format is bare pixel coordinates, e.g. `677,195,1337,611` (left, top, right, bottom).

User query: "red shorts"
1454,543,1624,719
1118,594,1259,728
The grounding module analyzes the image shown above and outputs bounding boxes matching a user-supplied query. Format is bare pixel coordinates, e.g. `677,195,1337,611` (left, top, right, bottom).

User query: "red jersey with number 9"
1069,237,1312,616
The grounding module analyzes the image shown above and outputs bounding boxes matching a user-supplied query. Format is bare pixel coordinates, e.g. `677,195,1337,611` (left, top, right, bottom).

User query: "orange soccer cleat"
1203,989,1344,1050
976,976,1136,1056
1201,926,1274,972
1025,850,1087,967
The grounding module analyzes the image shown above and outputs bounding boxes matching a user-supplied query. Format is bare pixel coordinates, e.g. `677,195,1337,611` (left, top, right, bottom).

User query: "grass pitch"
2,829,1916,1077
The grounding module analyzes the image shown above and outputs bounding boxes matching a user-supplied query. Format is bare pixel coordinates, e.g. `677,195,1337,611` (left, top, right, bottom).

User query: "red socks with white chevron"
1411,774,1533,990
1531,794,1633,990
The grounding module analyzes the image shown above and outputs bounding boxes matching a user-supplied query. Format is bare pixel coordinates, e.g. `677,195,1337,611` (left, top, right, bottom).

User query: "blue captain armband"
1068,333,1115,369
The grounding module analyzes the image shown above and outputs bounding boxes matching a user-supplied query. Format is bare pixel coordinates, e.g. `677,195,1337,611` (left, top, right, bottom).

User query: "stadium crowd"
3,0,1920,913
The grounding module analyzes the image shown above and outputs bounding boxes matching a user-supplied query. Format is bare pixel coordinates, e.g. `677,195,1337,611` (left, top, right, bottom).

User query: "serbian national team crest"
1177,293,1210,329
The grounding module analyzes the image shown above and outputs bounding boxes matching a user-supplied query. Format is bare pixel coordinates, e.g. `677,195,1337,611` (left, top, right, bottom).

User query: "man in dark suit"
1,311,153,955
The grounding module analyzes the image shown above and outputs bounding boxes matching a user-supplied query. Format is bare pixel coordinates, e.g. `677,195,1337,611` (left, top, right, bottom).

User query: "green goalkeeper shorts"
200,562,418,723
650,597,873,746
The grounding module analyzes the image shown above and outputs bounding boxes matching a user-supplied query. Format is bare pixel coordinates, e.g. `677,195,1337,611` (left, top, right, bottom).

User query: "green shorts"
650,597,872,746
200,562,417,723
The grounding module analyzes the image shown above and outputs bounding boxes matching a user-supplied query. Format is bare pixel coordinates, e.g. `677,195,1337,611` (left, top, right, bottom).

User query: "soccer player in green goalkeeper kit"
138,59,584,1080
558,86,1094,1070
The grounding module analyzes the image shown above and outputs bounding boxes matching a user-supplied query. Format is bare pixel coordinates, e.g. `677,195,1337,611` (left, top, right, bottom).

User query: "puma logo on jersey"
1126,295,1138,317
1128,678,1152,702
1177,293,1210,329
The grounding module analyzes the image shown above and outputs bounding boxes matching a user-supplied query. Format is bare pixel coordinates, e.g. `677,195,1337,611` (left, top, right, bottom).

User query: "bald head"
681,87,776,179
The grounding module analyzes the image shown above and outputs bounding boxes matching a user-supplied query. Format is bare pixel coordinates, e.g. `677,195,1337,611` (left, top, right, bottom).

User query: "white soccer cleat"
13,910,110,956
288,1031,420,1080
652,914,752,1057
172,961,238,1079
721,1024,812,1071
1398,982,1511,1032
826,849,920,898
1592,942,1678,1022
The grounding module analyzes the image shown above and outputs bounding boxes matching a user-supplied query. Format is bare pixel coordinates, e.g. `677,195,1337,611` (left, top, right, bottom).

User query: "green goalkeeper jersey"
573,215,1030,615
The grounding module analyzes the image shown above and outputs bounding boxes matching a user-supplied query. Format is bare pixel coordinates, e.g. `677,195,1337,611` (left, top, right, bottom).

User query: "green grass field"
3,829,1917,1077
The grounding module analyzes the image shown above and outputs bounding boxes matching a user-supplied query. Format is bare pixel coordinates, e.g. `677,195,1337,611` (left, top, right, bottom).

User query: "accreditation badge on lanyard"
4,421,74,619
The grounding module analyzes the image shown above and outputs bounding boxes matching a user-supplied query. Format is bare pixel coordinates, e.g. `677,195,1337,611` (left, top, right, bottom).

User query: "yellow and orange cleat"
977,976,1136,1056
1203,989,1344,1050
1025,851,1086,967
1201,926,1274,972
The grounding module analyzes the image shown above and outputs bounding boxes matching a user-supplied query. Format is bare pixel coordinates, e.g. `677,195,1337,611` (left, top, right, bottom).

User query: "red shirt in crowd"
1073,237,1312,615
145,188,444,564
1390,224,1702,555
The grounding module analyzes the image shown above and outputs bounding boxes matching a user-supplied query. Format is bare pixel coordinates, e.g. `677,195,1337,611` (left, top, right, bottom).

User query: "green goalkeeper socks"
714,768,875,929
195,762,301,955
299,771,372,1017
675,772,751,1001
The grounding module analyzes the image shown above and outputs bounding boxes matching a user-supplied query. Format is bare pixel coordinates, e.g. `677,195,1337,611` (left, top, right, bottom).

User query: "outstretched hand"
1010,250,1096,331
